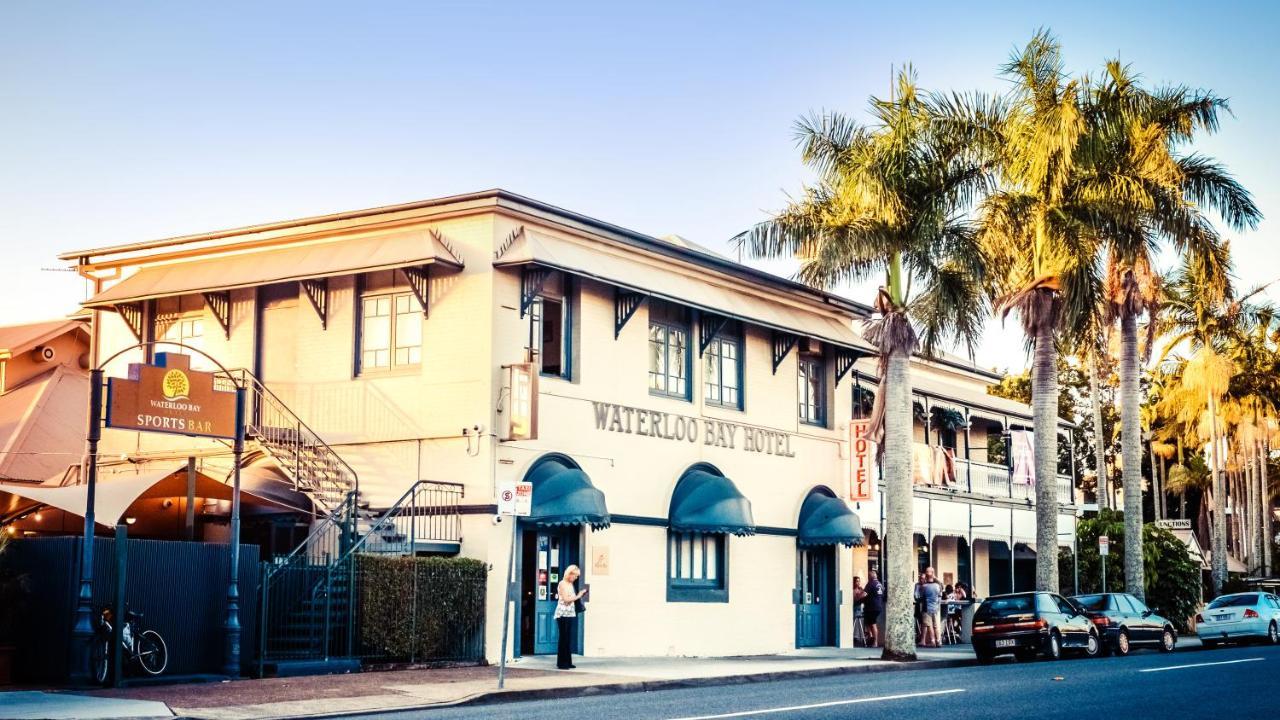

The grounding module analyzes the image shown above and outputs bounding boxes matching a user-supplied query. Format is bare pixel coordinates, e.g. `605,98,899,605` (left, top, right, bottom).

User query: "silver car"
1196,592,1280,647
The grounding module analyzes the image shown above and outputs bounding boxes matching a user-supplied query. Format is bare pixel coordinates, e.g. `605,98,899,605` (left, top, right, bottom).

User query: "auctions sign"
106,353,237,439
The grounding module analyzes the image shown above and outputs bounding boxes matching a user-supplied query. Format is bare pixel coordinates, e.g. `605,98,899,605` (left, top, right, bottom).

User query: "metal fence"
2,536,259,683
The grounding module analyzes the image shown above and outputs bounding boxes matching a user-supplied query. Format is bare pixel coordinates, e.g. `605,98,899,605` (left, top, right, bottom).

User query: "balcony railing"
913,444,1074,505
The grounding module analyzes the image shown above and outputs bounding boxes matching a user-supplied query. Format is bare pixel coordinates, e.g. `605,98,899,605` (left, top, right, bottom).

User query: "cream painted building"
63,190,1077,662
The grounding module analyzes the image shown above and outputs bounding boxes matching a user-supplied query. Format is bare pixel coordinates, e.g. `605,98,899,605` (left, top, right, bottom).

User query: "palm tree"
736,69,990,661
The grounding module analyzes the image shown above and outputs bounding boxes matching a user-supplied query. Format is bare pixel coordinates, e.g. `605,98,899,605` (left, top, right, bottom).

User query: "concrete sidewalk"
2,645,975,720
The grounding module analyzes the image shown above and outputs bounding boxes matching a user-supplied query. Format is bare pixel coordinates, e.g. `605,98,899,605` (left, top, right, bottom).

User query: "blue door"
520,528,580,655
796,546,835,647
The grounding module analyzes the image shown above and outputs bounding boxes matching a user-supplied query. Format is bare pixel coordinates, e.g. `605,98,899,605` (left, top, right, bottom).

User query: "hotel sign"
106,353,238,439
849,419,876,502
591,401,797,457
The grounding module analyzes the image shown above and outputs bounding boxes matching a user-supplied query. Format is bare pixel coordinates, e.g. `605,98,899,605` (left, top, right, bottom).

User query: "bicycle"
92,607,168,684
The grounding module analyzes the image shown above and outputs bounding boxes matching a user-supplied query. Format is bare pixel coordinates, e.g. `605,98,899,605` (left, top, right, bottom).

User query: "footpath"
0,645,973,719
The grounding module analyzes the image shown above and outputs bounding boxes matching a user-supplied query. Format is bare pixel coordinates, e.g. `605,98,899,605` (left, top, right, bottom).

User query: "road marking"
1138,657,1265,673
665,688,966,720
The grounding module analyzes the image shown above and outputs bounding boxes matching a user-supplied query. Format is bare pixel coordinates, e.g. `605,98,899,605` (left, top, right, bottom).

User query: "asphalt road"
359,642,1280,720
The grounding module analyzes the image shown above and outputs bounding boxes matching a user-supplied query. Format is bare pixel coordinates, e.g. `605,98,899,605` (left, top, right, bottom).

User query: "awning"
85,228,464,307
495,229,867,351
523,455,610,530
668,467,755,536
238,464,314,515
797,491,863,547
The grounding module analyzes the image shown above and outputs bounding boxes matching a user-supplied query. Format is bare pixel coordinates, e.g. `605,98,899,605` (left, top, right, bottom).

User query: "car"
1196,592,1280,647
971,591,1101,665
1070,592,1177,655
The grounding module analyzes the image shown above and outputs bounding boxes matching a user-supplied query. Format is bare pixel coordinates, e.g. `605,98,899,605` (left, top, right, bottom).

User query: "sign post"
1099,535,1109,593
496,481,532,689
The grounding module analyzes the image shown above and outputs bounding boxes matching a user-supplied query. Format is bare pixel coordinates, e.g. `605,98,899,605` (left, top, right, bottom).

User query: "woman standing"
555,565,588,669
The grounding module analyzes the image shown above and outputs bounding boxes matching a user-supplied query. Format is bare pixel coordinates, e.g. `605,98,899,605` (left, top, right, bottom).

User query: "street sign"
497,481,533,517
1098,535,1110,556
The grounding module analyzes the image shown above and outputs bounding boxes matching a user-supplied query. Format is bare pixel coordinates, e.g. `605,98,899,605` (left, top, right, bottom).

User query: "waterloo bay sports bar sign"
105,353,238,439
591,400,797,457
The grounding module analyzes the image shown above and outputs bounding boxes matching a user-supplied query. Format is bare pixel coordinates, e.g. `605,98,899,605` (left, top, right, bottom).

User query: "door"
796,546,836,647
519,527,580,655
1125,594,1159,642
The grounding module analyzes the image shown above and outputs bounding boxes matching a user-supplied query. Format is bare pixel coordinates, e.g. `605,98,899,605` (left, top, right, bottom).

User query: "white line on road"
1138,657,1265,673
665,688,966,720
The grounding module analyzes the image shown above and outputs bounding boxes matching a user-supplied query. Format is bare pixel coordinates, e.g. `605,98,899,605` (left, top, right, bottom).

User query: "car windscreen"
976,595,1035,619
1207,594,1258,609
1073,595,1109,611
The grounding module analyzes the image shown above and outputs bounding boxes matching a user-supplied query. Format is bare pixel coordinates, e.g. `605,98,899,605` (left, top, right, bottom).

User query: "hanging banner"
1011,430,1035,486
849,419,876,502
105,353,237,439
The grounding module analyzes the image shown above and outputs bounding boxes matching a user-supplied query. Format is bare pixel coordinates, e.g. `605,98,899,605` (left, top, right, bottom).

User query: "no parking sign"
497,481,533,517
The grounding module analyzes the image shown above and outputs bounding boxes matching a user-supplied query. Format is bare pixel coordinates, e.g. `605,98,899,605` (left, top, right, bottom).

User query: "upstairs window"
648,300,690,400
153,295,210,369
797,353,826,426
529,273,572,379
703,322,742,409
359,271,422,373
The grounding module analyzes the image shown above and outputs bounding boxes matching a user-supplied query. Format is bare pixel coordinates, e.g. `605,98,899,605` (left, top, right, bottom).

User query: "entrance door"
796,546,836,647
519,527,581,655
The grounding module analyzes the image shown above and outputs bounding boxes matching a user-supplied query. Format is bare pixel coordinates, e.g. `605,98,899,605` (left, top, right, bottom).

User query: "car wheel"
1115,629,1131,657
1045,631,1062,661
1084,630,1101,658
1268,622,1279,645
1159,628,1176,653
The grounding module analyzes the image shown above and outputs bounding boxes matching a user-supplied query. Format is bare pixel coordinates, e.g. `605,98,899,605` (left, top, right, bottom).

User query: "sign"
849,420,876,501
592,546,611,576
106,353,237,439
496,481,533,516
506,363,539,441
1156,519,1192,530
1098,535,1109,556
590,401,797,458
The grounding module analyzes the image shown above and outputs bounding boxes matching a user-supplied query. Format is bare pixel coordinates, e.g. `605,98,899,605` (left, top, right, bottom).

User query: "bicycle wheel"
136,630,168,675
91,637,110,685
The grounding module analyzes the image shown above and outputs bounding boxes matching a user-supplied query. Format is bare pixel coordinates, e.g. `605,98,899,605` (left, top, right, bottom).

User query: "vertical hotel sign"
850,419,876,502
105,353,238,439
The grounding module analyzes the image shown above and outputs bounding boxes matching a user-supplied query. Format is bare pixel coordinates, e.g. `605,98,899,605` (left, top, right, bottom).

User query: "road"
357,642,1278,720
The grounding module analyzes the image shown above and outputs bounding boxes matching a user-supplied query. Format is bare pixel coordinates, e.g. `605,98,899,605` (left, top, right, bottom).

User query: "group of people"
852,567,971,648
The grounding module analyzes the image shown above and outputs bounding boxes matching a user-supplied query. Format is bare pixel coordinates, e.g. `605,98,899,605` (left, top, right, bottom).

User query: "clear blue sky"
2,1,1275,372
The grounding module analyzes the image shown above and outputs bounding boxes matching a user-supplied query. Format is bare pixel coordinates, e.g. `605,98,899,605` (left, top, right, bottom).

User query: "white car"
1196,592,1280,647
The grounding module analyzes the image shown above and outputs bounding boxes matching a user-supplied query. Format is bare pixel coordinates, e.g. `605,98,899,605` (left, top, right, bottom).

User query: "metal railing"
224,368,358,513
915,444,1075,505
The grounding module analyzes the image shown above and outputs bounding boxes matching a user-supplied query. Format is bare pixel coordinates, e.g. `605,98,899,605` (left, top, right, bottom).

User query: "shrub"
356,554,488,661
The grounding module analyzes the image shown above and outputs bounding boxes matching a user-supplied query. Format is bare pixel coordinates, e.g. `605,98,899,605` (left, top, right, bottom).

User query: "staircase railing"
225,368,359,513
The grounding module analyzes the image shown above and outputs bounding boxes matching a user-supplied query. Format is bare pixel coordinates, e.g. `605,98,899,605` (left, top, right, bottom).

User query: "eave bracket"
402,266,431,318
202,291,232,339
771,331,799,374
115,302,145,343
614,288,645,339
300,279,329,329
698,312,729,356
521,267,551,319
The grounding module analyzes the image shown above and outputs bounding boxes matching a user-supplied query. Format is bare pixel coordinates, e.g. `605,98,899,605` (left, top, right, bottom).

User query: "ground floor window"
667,531,727,602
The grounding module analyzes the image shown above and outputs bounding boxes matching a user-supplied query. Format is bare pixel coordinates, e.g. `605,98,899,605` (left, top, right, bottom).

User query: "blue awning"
524,455,610,530
669,467,754,536
797,491,863,547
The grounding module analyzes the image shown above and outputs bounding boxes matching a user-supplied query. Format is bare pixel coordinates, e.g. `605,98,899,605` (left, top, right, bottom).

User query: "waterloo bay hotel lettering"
591,401,797,457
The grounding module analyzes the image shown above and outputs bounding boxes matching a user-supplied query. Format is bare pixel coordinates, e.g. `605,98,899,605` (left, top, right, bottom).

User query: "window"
528,275,571,379
648,301,690,399
1036,593,1060,614
1126,595,1150,614
153,295,210,369
667,531,727,602
703,324,741,409
359,272,422,373
797,355,826,425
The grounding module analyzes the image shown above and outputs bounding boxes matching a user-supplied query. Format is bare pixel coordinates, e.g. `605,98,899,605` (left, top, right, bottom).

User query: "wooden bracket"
402,266,431,318
614,288,645,339
834,347,864,386
520,267,551,319
771,331,798,374
202,291,232,339
698,313,730,356
300,278,329,329
115,302,145,342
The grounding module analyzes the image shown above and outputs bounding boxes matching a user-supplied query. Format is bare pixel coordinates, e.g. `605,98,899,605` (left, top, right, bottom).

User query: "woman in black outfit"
555,565,587,669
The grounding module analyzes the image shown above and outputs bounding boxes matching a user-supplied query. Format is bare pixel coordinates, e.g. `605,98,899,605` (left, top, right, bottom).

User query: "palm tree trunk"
1150,440,1162,522
1090,358,1109,510
1262,439,1272,577
1249,443,1260,572
1033,308,1060,592
1120,310,1146,599
1209,393,1227,595
881,345,916,661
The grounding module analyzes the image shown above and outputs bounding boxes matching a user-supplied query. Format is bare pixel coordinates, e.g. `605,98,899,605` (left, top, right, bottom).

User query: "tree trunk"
1089,358,1109,510
881,347,916,661
1033,313,1060,592
1119,310,1146,600
1150,440,1162,522
1262,439,1272,578
1209,394,1227,595
1249,444,1260,572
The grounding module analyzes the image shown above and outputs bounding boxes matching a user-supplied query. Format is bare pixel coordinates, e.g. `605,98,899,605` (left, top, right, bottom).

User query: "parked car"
1196,592,1280,647
971,591,1100,664
1070,593,1176,655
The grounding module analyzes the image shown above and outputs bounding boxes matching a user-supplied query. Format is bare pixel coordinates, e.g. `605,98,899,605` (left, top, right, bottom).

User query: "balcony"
913,443,1074,506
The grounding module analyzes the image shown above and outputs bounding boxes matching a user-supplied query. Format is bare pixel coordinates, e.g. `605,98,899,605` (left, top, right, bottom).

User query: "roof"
0,318,88,355
0,366,88,482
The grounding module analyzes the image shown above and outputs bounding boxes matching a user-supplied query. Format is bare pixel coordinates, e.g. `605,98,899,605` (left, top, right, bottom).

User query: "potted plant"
0,533,30,685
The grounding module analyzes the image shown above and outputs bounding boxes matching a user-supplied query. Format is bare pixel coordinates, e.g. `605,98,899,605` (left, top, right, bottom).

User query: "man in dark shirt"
863,570,884,648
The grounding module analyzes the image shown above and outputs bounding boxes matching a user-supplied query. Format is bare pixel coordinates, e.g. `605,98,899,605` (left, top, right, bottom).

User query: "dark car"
1071,592,1176,655
971,591,1100,664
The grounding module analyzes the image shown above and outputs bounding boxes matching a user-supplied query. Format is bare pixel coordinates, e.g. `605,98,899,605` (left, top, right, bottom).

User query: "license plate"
995,639,1016,648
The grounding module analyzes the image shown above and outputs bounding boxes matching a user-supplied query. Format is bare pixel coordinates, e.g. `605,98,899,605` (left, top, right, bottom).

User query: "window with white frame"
153,295,210,369
359,271,422,373
797,353,826,426
667,531,727,602
703,323,742,409
648,300,690,399
528,273,571,379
